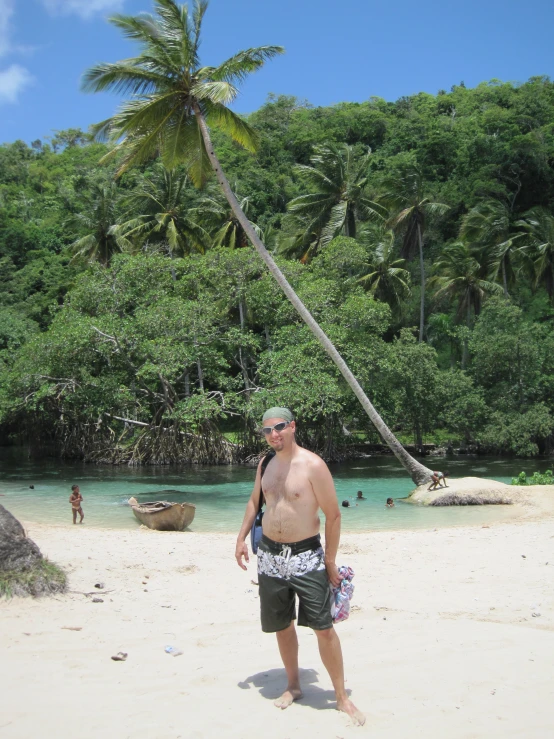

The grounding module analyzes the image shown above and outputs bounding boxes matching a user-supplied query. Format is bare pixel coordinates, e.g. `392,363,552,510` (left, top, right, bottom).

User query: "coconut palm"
68,181,129,265
379,168,449,342
117,165,208,255
517,207,554,301
358,228,411,314
82,0,432,483
287,143,385,253
276,211,322,263
193,185,262,249
430,242,503,367
460,199,525,297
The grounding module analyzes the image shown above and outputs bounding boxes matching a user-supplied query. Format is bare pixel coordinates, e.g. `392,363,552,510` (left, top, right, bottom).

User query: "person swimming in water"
385,498,395,508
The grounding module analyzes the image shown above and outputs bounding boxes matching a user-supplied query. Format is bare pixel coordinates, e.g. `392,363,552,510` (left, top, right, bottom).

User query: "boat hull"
128,497,196,531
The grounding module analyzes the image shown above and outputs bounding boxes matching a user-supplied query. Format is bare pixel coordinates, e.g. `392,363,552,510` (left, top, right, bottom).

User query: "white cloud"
0,63,33,103
42,0,125,20
0,0,15,57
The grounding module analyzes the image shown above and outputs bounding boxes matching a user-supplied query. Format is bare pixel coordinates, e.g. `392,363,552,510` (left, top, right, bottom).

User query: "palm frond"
321,201,347,246
210,46,285,84
204,102,259,152
191,80,239,105
81,61,168,96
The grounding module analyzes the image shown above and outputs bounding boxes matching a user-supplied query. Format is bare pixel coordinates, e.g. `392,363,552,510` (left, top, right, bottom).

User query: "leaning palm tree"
430,242,503,367
82,0,432,483
379,168,449,342
287,143,385,253
516,207,554,302
68,181,129,265
116,164,208,255
358,228,411,314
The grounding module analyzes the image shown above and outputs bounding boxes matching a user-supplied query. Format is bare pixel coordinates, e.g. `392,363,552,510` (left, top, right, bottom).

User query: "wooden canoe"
128,496,196,531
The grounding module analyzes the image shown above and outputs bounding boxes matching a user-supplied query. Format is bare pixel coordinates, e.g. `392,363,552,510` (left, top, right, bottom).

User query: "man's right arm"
234,458,264,570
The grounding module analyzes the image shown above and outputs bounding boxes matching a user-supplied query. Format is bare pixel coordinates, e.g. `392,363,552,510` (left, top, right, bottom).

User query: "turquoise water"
0,449,547,532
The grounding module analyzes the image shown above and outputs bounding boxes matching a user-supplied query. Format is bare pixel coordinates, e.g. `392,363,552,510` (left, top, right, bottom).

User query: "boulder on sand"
409,477,514,506
408,477,554,518
0,505,66,597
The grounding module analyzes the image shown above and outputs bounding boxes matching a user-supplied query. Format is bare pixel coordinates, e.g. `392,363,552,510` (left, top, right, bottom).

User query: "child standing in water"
69,484,84,524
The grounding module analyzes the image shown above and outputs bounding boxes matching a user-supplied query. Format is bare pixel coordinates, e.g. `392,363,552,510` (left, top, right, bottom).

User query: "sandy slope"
1,516,554,739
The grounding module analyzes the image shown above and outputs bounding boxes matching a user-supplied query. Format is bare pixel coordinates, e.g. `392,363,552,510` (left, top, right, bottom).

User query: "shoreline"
2,517,553,738
15,502,522,536
4,444,554,469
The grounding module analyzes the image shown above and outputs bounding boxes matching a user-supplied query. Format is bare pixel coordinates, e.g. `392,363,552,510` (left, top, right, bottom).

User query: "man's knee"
276,621,296,637
314,626,335,641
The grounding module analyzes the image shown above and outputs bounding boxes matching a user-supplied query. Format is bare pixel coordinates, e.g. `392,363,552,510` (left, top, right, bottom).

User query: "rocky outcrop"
0,505,66,597
409,477,515,506
408,477,554,518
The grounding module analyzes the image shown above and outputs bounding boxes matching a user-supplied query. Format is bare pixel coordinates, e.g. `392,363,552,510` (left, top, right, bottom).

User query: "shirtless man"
235,407,365,726
69,484,84,524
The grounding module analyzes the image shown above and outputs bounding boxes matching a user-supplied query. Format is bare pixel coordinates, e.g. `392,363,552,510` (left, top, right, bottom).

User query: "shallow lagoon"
2,448,549,532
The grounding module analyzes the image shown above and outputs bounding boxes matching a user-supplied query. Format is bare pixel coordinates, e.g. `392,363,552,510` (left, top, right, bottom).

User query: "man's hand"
325,560,341,587
235,540,250,570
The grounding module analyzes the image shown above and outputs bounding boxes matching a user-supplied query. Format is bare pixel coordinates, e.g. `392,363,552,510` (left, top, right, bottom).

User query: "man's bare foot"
337,698,366,726
274,688,303,709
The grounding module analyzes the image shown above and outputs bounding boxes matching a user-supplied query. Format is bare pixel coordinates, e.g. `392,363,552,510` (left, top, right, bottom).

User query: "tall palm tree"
460,199,524,297
117,165,208,255
358,228,411,314
287,143,385,252
193,185,262,249
517,207,554,301
68,181,129,265
379,168,449,342
430,242,503,367
82,0,432,483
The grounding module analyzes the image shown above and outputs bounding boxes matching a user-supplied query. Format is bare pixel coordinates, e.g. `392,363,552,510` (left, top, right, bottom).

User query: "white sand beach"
1,511,554,739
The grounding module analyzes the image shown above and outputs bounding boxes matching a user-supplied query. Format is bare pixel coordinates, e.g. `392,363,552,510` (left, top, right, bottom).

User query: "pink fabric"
330,565,355,623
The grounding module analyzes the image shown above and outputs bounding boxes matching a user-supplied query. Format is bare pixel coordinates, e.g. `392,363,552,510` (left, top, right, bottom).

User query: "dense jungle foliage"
1,77,554,463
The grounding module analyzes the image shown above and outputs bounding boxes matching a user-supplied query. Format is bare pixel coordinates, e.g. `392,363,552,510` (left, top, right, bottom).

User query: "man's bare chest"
262,467,314,504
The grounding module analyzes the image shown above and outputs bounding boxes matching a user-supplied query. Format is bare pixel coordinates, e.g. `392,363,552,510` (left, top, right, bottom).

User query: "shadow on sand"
238,667,350,711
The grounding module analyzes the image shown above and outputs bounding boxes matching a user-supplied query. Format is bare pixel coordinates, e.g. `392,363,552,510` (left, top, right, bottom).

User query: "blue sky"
1,0,554,144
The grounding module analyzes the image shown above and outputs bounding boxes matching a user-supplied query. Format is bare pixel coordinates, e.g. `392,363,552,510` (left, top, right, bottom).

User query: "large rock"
408,476,554,518
0,505,66,597
0,504,43,572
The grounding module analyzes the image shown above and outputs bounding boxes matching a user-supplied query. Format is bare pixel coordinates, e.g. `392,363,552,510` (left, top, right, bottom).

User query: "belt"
260,534,321,557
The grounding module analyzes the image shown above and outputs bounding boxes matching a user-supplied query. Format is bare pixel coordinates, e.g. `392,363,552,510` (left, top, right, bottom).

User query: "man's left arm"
311,459,342,587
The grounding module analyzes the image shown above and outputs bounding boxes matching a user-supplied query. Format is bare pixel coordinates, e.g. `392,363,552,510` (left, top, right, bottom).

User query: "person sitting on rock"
428,471,448,491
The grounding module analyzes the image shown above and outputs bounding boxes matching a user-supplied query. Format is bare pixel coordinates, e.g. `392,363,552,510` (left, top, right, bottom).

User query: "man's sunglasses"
261,421,291,435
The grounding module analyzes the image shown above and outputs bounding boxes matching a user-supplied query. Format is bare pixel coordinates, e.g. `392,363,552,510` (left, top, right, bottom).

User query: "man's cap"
262,407,294,423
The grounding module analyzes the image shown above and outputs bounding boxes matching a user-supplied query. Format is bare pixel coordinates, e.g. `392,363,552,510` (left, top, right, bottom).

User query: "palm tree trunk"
501,257,509,298
417,223,425,343
194,104,432,485
461,298,471,370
